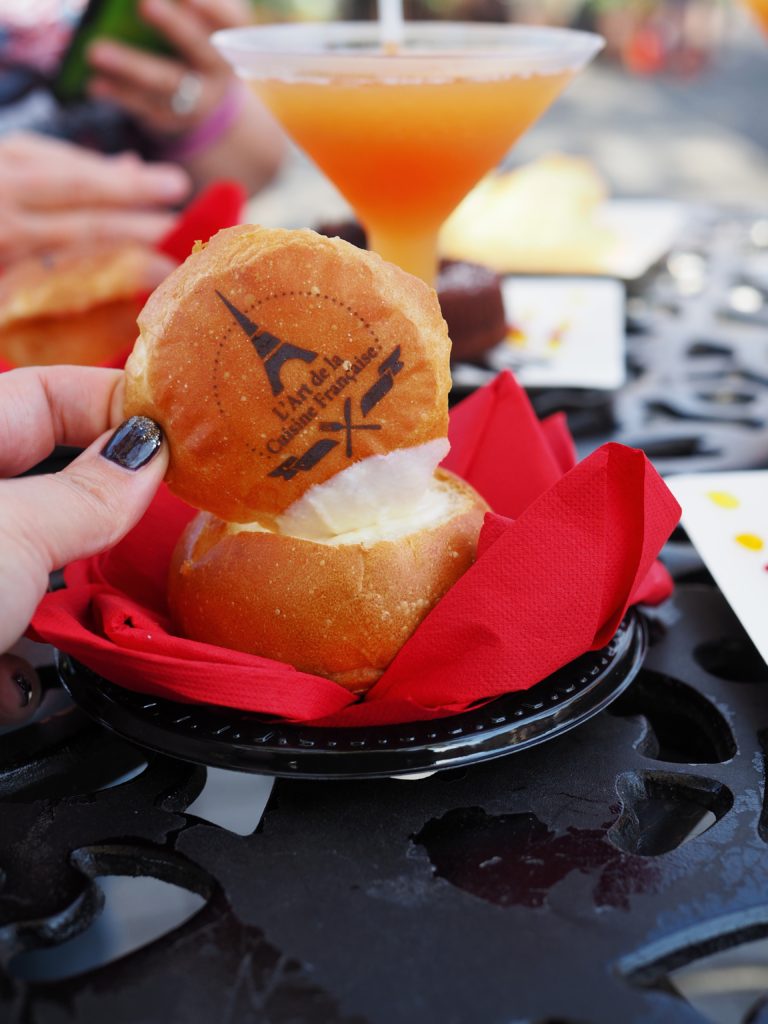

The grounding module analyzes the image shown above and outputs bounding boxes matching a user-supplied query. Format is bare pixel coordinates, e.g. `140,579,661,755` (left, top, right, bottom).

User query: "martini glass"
213,22,603,285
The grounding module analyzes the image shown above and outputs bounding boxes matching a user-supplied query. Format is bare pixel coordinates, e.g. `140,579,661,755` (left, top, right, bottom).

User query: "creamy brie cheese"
276,438,451,539
229,438,464,548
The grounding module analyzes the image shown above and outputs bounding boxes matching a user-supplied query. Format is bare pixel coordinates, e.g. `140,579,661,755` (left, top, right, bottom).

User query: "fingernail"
115,150,142,165
146,165,190,200
140,0,172,24
13,672,32,708
101,416,163,471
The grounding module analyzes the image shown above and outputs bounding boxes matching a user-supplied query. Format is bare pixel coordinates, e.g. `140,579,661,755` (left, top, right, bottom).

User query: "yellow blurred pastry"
439,154,616,275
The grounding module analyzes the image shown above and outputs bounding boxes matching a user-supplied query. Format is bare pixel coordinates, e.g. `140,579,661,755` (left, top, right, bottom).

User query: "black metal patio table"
2,205,768,1024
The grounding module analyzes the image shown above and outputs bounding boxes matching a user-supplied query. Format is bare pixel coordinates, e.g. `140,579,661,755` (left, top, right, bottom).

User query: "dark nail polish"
101,416,163,471
12,673,32,708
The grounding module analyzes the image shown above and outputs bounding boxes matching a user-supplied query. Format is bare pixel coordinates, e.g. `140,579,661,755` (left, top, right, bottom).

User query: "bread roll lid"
125,225,452,523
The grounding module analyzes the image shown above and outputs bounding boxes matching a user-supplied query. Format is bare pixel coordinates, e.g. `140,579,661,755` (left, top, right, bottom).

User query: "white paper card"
484,276,626,391
599,199,687,280
666,471,768,667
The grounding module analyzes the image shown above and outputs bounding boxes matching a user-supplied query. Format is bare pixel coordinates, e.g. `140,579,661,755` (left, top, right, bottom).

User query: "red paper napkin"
156,180,246,265
0,180,246,373
30,372,681,726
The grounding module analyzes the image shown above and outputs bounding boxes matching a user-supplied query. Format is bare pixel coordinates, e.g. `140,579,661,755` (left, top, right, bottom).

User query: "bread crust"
168,469,487,692
0,299,140,367
0,242,174,368
0,243,173,327
125,225,452,523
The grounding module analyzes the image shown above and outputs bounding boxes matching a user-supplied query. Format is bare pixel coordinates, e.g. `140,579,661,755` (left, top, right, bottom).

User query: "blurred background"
2,0,766,209
215,0,768,230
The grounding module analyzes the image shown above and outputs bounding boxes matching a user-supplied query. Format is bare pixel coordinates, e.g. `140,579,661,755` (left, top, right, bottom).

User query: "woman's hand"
86,0,286,195
0,133,190,267
87,0,250,138
0,366,169,724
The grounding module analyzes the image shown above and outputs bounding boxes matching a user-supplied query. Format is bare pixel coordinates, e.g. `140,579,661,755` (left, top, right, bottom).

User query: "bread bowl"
170,468,486,691
125,224,488,691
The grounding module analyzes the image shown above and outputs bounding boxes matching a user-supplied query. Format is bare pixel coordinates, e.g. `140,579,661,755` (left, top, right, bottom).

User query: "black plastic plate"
58,612,646,779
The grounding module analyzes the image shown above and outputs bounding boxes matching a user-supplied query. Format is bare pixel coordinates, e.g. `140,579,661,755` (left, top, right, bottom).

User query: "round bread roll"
169,469,487,692
0,299,141,368
0,242,174,367
125,225,452,523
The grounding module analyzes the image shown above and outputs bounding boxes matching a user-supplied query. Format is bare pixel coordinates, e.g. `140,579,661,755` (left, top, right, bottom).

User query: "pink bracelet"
163,80,248,162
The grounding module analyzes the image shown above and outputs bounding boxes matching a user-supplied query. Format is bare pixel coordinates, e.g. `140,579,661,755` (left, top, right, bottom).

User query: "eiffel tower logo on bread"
216,291,317,397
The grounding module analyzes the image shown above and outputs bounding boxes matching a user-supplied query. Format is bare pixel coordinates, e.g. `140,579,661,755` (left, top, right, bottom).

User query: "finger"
0,417,168,654
15,416,168,569
0,366,124,477
88,75,184,134
0,145,189,212
139,0,227,71
0,655,41,725
111,149,144,168
19,205,178,254
183,0,252,30
88,40,185,96
0,132,102,166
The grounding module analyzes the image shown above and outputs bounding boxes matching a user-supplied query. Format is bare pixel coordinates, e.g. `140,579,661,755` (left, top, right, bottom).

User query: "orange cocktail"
254,72,573,284
214,23,603,284
744,0,768,34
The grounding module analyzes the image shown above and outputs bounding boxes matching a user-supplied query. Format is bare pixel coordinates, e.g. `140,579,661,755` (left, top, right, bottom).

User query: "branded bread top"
125,225,452,524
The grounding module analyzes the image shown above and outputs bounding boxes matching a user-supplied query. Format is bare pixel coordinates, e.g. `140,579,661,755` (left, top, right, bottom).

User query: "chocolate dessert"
317,219,508,363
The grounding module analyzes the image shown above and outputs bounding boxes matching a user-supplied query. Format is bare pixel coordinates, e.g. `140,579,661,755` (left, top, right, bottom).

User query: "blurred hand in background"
86,0,286,194
0,132,191,267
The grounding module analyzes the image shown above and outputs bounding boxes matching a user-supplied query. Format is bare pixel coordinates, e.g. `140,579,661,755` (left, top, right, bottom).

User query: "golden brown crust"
0,299,140,367
0,243,174,328
125,225,452,522
168,470,487,692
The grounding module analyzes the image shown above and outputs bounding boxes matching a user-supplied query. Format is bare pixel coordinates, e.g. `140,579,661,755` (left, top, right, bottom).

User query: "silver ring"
170,72,203,116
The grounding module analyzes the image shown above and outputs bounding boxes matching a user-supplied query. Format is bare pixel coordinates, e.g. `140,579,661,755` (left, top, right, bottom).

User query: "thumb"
19,416,168,567
1,417,168,653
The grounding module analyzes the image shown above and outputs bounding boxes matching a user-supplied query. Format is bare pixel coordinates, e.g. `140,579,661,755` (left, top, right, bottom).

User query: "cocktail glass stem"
366,223,440,286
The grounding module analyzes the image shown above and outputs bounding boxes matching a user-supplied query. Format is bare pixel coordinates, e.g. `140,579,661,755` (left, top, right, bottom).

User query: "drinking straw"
379,0,404,50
